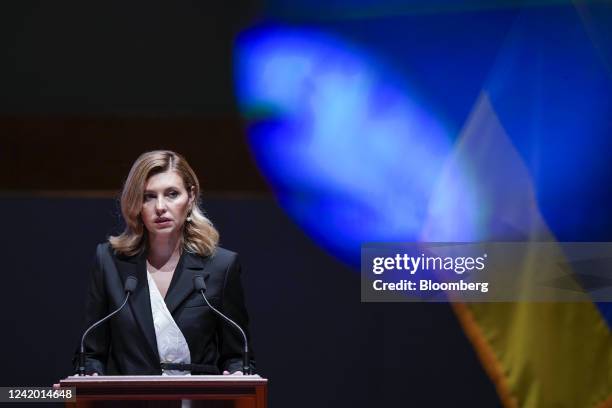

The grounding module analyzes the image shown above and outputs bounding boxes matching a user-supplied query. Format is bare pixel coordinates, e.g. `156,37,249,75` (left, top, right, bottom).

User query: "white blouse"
146,268,191,376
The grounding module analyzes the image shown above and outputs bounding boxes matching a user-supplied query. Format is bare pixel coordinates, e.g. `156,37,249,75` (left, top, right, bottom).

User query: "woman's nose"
155,197,166,213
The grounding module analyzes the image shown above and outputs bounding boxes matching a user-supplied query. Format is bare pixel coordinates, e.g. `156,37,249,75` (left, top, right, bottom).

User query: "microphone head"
124,276,138,293
193,275,206,292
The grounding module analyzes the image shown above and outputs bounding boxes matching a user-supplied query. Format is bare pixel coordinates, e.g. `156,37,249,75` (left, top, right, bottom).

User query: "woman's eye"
143,194,155,201
168,191,179,198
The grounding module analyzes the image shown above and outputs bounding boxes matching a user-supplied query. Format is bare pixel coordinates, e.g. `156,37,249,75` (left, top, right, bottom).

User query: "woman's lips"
154,218,171,225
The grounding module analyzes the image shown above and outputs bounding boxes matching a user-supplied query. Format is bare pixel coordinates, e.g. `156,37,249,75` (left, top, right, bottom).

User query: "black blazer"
74,242,255,375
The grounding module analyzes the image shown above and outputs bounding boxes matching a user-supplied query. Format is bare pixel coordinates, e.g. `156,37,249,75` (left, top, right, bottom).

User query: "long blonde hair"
109,150,219,257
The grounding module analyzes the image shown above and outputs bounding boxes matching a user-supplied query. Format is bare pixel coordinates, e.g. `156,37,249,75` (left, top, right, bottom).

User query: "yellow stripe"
453,302,612,407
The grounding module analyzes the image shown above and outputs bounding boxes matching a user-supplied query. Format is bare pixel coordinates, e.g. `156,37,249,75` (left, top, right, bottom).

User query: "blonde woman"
75,150,254,375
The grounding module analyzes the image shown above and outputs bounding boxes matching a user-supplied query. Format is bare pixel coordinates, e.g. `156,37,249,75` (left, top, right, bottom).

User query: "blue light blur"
235,26,455,265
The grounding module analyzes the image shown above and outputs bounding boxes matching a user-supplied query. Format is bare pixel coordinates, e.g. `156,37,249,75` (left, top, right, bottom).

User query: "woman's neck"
147,232,182,269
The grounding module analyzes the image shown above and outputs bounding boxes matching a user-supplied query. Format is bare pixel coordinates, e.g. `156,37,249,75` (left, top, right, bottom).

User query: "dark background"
0,1,500,406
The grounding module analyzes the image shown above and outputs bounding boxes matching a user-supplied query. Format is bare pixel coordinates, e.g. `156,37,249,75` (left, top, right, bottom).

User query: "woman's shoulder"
206,246,239,267
212,246,238,258
94,241,133,262
96,242,112,250
94,242,112,258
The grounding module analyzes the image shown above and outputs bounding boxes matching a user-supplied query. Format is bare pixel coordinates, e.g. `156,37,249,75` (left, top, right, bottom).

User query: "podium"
57,375,268,408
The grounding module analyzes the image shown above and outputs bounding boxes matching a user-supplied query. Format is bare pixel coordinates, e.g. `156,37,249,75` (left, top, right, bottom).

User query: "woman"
75,150,254,375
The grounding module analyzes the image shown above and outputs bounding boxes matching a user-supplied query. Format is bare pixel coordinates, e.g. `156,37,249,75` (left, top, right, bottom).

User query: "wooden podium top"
57,375,268,405
60,375,266,386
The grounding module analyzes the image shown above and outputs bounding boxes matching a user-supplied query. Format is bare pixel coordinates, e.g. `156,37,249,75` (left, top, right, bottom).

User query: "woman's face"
141,170,193,238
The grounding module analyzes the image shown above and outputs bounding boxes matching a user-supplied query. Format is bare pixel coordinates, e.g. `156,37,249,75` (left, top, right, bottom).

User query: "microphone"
78,276,137,376
193,275,251,375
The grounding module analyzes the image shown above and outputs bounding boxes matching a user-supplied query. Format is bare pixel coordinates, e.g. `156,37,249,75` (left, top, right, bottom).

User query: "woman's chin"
147,226,178,237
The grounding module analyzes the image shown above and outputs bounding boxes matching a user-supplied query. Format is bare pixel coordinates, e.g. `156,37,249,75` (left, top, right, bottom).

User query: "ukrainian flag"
455,302,611,407
423,94,612,408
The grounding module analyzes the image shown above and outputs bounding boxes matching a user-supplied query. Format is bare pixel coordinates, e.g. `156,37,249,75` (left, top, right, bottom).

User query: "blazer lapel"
114,252,159,363
165,251,211,314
